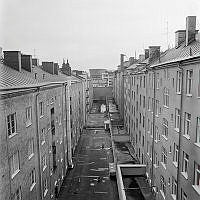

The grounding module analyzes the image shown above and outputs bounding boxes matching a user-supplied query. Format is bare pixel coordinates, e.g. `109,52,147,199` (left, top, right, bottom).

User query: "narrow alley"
58,103,119,200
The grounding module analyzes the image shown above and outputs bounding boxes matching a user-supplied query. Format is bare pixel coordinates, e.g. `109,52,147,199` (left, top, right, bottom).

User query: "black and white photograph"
0,0,200,200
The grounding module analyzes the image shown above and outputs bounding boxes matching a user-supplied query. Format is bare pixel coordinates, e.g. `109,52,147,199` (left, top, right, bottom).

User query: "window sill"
30,182,36,191
160,190,166,199
8,132,18,139
194,143,200,148
174,128,179,133
43,165,47,172
183,134,190,140
192,185,200,195
176,92,181,95
42,141,45,145
163,105,169,109
162,135,168,141
28,153,34,160
161,162,166,170
186,94,192,97
172,162,178,168
154,164,159,169
44,189,48,197
11,169,20,179
181,172,188,180
40,115,44,119
26,122,32,128
171,194,176,200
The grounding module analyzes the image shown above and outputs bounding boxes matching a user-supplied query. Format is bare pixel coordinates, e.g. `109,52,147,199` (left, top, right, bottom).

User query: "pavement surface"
58,112,119,200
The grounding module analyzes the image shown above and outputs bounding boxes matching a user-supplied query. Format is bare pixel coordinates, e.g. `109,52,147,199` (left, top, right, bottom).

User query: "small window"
182,152,189,177
176,71,182,93
162,118,168,138
10,151,20,178
30,168,36,191
39,102,44,117
28,139,34,159
173,143,179,164
42,155,47,171
7,113,17,137
41,128,45,145
13,186,22,200
184,112,191,137
186,70,193,95
43,178,48,197
172,176,177,197
25,106,32,126
193,162,200,188
175,108,180,132
196,117,200,143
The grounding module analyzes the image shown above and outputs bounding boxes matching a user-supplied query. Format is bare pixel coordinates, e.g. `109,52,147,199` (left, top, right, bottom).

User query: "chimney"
21,54,32,72
120,54,125,67
54,63,59,75
149,46,160,62
129,57,135,65
144,49,149,59
3,51,22,72
32,58,39,66
175,30,186,48
42,62,54,75
139,54,145,62
186,16,196,46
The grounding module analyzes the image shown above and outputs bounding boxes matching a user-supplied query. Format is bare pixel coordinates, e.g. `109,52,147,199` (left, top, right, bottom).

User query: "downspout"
64,83,68,170
35,87,43,200
151,69,156,190
177,63,184,200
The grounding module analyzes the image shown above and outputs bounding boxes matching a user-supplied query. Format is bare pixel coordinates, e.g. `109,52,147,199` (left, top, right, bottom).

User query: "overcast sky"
1,0,200,71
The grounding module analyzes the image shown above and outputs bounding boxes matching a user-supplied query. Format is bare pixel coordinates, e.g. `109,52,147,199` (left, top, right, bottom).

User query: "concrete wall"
93,87,113,100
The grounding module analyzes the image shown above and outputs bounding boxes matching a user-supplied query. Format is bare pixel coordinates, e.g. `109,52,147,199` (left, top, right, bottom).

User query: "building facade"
0,51,87,200
113,16,200,200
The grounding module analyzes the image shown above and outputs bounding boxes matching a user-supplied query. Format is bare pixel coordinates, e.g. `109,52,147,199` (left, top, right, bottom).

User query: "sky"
1,0,200,71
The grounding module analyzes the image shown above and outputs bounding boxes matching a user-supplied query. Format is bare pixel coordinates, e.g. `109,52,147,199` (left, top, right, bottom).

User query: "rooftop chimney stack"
21,54,33,72
54,63,59,75
42,62,55,75
3,51,22,72
149,46,160,62
175,30,186,48
186,16,196,46
120,54,125,67
144,49,149,59
129,57,135,65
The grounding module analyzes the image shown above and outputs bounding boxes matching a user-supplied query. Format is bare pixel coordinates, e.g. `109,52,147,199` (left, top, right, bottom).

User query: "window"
30,168,36,191
186,70,193,95
173,143,179,164
176,71,182,93
155,100,159,116
151,98,154,112
175,108,180,131
162,118,168,138
163,87,169,107
7,113,17,137
143,76,145,88
28,139,34,159
172,176,177,197
198,70,200,97
43,178,48,197
161,146,167,166
147,141,149,154
147,119,150,132
184,112,191,137
193,162,200,190
41,128,45,144
140,95,142,106
196,117,200,143
42,155,47,171
182,152,189,178
25,106,32,126
10,151,20,178
148,97,150,111
160,175,166,196
39,102,44,117
13,186,22,200
143,96,145,108
156,73,159,89
155,126,159,142
181,189,187,200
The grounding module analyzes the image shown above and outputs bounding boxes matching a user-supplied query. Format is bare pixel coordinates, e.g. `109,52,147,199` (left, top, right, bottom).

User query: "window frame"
7,113,17,137
186,69,193,96
25,106,32,127
10,151,20,179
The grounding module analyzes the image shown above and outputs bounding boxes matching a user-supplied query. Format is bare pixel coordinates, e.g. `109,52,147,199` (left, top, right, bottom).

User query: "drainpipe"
35,87,43,200
177,63,184,200
151,69,156,190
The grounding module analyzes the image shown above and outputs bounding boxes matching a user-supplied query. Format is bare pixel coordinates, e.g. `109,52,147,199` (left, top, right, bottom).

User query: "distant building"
60,59,71,76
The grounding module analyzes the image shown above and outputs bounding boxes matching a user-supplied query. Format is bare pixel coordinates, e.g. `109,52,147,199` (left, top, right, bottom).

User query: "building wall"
93,87,113,101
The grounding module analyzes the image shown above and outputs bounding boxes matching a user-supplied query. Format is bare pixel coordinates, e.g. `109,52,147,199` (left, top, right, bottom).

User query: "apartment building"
114,16,200,200
0,51,87,200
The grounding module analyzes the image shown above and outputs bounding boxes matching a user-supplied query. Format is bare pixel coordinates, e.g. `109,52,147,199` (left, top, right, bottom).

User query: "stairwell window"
196,117,200,144
172,176,177,198
175,108,180,132
160,175,166,197
25,106,32,127
42,154,47,171
28,138,34,159
163,87,169,107
7,113,17,137
161,146,167,168
186,70,193,96
173,143,179,166
10,151,20,179
184,112,191,138
39,102,44,117
176,71,182,94
30,168,36,191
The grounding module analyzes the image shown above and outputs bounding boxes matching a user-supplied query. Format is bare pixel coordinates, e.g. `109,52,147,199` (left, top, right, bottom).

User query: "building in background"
113,16,200,200
0,50,88,200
